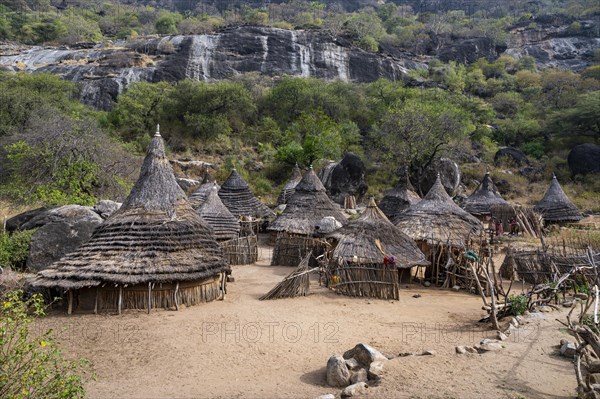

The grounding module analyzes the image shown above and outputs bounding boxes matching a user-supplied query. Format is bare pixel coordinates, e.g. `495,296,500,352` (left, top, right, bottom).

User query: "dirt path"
37,255,575,399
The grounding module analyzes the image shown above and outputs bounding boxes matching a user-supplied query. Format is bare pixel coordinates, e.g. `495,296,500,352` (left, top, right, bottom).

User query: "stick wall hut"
462,171,509,217
378,167,421,222
189,172,219,209
218,169,275,220
534,175,583,224
28,126,230,314
277,164,302,206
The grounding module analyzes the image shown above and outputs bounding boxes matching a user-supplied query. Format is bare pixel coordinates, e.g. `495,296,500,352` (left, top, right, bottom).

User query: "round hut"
277,164,302,205
189,172,220,209
28,126,229,314
218,169,275,234
378,167,421,221
394,175,484,247
198,185,258,265
534,175,583,224
327,198,429,268
268,166,347,266
462,171,509,217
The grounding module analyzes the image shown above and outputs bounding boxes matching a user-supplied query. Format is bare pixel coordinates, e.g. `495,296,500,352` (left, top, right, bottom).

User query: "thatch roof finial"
155,124,161,137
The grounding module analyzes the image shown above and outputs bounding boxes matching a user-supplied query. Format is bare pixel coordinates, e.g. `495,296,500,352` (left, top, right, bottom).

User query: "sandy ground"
31,239,577,399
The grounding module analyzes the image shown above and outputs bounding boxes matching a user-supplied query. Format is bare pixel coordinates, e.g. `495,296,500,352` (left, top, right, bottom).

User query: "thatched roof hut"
268,166,346,236
189,172,219,209
197,185,240,241
29,126,229,312
394,175,485,247
327,198,429,268
218,169,275,219
462,171,509,216
378,167,421,221
277,164,302,205
534,175,583,223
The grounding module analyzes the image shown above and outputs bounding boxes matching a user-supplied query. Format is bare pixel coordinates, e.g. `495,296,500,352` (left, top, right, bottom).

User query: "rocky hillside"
1,20,597,110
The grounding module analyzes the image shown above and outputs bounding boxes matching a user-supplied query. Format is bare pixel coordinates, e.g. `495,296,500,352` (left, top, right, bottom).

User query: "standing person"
495,218,504,236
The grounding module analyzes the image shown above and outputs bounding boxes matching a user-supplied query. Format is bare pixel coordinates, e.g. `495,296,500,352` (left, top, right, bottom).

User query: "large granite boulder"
93,200,122,219
417,158,461,196
22,205,103,272
494,147,530,167
5,206,57,233
568,143,600,175
318,153,368,206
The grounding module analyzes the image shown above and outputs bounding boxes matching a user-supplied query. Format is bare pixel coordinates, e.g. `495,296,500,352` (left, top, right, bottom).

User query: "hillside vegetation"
0,0,599,214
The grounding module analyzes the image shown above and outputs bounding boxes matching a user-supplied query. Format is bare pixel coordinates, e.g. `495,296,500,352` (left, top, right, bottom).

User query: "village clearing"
34,241,576,399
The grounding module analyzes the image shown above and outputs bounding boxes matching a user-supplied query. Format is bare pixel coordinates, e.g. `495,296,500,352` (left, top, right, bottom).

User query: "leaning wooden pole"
118,286,123,315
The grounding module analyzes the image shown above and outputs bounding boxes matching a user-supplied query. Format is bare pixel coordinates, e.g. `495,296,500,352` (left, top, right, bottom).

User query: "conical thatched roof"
277,164,302,205
394,175,485,247
189,173,220,209
534,175,582,223
29,127,229,290
197,185,240,241
378,167,421,221
462,171,509,216
328,198,429,268
268,167,346,235
218,169,275,219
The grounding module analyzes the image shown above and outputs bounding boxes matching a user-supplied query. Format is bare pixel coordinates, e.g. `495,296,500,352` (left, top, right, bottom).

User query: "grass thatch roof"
277,164,302,205
268,167,346,235
327,198,429,268
218,169,275,219
534,175,583,223
189,173,220,209
462,171,509,216
394,175,485,247
197,185,240,241
378,167,421,221
29,127,229,290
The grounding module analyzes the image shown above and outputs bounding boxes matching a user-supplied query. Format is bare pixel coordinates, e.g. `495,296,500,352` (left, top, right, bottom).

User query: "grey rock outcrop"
326,355,351,388
568,144,600,176
494,147,530,167
318,153,368,206
417,158,461,196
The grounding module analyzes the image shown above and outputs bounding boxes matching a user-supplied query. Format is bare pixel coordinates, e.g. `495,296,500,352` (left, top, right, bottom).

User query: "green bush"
0,290,92,398
0,230,35,271
508,294,528,316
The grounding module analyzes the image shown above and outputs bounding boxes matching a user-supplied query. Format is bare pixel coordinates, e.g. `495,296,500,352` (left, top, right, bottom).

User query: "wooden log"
118,286,123,315
94,287,98,315
174,282,180,311
67,290,73,315
148,282,152,314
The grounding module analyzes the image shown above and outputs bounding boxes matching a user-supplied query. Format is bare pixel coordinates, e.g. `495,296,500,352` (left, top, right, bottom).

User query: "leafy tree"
343,9,386,52
546,91,600,137
155,12,181,35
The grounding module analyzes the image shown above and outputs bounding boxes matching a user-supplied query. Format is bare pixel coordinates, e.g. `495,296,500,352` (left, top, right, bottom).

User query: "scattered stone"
341,382,368,398
93,200,121,219
588,374,600,385
367,361,386,380
452,285,460,292
477,339,503,352
560,342,576,358
497,331,508,341
510,317,519,327
326,355,351,387
538,306,552,313
412,294,422,298
421,350,435,356
343,343,388,366
560,339,568,346
383,353,396,360
588,361,600,373
562,301,574,308
455,346,467,354
398,352,414,357
345,358,360,371
575,293,589,300
350,368,368,384
226,276,235,283
423,281,431,287
515,315,524,324
315,395,335,399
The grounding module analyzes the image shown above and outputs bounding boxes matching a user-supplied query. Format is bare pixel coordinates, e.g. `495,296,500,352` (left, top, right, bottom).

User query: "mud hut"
28,126,229,314
218,169,275,221
394,175,485,247
534,175,583,224
277,164,302,205
378,167,421,221
327,198,428,268
189,171,219,209
462,171,509,217
269,166,347,266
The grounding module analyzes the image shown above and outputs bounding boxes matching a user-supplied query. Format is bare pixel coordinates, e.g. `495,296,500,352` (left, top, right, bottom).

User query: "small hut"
378,167,421,221
269,166,346,266
218,169,275,222
327,198,429,268
189,172,219,209
28,126,229,314
277,164,302,205
198,185,258,265
394,175,485,282
462,171,509,217
534,175,583,224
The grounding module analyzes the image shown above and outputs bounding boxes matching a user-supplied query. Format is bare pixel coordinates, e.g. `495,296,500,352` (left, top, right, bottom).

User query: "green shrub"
0,290,92,398
0,230,35,271
508,294,528,316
